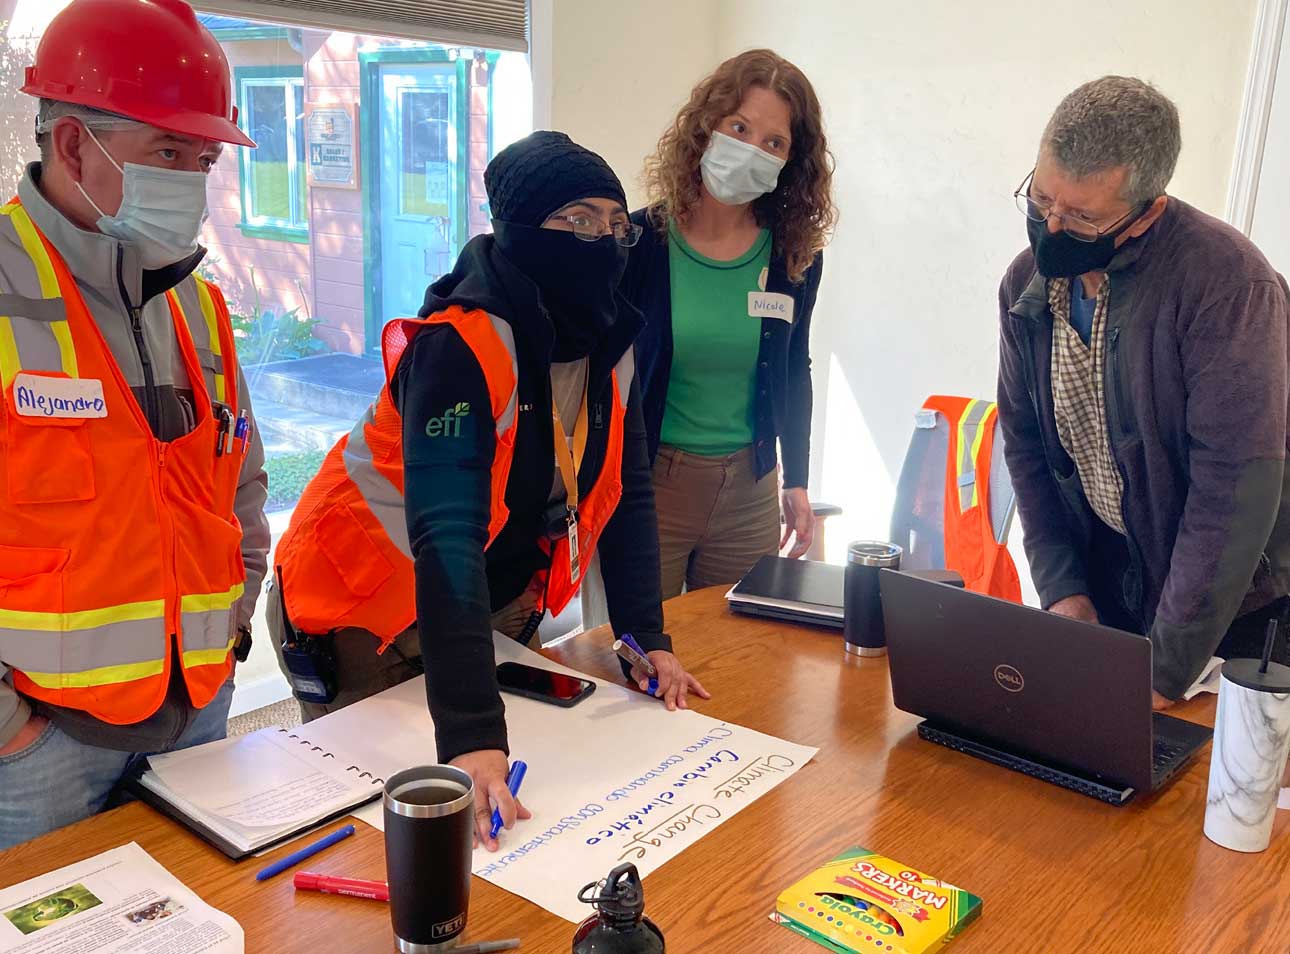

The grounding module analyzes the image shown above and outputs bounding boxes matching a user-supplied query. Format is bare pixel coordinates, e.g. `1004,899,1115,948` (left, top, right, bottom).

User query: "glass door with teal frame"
378,64,461,325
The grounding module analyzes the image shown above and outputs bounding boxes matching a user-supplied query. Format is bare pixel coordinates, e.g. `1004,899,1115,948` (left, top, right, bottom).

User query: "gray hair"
35,99,143,162
1041,76,1181,203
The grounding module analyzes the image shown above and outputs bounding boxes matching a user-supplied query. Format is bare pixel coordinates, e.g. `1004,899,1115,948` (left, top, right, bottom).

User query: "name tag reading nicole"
13,373,107,419
748,291,794,323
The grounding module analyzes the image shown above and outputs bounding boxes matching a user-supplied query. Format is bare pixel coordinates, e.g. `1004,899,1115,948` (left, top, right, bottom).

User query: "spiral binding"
276,728,385,786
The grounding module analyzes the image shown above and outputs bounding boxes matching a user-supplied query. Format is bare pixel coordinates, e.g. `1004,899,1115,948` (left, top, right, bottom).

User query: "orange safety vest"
276,305,633,645
922,395,1022,603
0,199,246,724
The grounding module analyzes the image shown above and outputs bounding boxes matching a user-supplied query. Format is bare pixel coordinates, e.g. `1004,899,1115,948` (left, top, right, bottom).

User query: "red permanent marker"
293,871,389,902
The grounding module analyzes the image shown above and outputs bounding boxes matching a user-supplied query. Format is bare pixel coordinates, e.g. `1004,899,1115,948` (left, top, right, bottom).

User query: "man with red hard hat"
0,0,269,848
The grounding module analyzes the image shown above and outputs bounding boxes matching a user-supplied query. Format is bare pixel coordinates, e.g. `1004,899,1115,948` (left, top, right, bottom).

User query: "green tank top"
660,223,771,456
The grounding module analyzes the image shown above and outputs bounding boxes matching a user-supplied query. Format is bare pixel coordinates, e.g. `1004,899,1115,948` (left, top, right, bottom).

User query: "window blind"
196,0,528,52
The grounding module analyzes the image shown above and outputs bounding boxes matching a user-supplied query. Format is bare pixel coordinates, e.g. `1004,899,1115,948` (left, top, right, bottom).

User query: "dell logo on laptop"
993,664,1024,692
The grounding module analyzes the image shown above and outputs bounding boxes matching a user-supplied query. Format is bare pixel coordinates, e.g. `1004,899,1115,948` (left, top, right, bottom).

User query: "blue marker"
489,760,527,840
617,633,659,696
234,411,251,456
255,824,355,881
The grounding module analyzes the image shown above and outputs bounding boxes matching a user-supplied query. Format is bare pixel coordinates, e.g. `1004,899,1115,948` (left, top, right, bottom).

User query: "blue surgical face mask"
700,131,787,206
76,125,210,269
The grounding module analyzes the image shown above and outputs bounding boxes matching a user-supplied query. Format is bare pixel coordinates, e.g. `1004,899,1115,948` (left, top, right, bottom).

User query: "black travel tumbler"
383,765,475,952
843,541,902,657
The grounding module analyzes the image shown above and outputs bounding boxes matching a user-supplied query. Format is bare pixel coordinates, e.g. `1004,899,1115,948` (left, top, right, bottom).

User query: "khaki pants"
653,444,780,600
265,582,538,723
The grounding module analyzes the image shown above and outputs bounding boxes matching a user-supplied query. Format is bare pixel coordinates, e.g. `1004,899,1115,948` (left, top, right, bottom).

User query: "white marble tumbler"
1204,658,1290,853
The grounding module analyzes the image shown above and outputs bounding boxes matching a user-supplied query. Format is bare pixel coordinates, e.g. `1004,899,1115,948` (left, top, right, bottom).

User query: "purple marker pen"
615,633,659,696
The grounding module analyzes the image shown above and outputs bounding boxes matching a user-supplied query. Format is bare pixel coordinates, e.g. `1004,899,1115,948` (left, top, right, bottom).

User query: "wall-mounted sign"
306,103,359,189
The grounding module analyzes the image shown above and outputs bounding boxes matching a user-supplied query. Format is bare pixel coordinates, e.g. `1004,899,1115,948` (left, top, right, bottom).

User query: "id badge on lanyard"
566,508,580,581
551,376,590,581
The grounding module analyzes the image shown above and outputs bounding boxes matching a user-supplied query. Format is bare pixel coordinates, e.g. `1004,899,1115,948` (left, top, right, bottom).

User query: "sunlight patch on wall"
818,352,895,563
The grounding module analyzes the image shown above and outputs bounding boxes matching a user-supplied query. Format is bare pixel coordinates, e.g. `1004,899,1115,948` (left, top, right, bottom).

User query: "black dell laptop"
880,570,1212,805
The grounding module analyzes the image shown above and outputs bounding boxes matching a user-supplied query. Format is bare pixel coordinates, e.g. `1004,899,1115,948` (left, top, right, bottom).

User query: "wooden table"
4,586,1289,953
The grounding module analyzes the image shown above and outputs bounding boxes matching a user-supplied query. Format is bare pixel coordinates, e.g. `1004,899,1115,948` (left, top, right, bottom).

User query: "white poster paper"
297,635,819,922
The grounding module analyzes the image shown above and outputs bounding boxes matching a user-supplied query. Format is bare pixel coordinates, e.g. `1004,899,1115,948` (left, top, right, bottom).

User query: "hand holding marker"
613,633,659,696
490,760,527,840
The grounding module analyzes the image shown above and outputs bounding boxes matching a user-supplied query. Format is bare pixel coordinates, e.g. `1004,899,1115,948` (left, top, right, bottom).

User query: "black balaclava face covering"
1026,204,1147,279
492,220,628,360
484,131,629,360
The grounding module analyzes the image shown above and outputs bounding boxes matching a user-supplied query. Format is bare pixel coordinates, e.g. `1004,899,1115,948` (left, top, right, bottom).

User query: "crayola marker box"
772,847,982,954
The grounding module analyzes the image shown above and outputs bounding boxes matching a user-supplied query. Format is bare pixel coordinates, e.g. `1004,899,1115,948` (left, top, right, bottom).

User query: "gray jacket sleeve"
0,667,32,749
234,365,271,628
1150,280,1289,698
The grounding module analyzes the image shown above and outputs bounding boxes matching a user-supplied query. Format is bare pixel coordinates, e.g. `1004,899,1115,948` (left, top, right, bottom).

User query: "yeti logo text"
431,913,465,938
993,664,1024,693
426,402,471,437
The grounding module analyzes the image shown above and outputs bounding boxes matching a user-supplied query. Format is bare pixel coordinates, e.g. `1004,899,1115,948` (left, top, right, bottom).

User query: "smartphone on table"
496,662,596,708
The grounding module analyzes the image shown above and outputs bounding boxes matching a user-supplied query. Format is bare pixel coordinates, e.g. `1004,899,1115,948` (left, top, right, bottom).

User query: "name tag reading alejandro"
13,373,107,419
748,291,794,323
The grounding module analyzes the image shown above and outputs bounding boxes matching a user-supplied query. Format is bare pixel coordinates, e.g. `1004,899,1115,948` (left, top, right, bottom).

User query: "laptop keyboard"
1151,739,1188,775
918,723,1136,805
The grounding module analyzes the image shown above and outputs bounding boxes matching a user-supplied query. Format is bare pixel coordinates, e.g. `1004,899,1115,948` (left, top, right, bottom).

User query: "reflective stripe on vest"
168,277,227,403
0,199,244,713
921,394,1022,603
954,398,996,513
0,203,76,386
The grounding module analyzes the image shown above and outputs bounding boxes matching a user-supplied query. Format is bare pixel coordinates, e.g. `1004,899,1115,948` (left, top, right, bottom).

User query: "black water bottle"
571,863,665,953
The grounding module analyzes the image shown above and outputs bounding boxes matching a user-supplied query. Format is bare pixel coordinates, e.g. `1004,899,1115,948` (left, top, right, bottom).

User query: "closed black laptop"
726,556,844,629
880,570,1212,805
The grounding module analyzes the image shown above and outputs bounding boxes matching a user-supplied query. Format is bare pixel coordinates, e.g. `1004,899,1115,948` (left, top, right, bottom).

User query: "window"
400,88,453,219
237,69,307,240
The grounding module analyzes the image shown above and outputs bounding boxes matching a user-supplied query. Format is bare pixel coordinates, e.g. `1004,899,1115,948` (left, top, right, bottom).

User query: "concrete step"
247,353,384,420
253,396,352,454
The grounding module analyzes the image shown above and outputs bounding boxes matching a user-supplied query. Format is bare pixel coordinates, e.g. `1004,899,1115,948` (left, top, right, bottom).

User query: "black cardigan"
619,209,822,487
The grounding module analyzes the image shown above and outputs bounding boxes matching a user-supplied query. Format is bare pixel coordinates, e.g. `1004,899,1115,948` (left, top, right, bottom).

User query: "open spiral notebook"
128,726,384,860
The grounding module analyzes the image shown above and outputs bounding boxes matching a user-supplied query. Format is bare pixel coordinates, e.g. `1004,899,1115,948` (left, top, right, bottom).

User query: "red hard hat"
21,0,256,148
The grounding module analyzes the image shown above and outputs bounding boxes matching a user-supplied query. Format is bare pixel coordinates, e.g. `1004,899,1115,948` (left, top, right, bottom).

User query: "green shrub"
233,307,327,366
264,450,327,512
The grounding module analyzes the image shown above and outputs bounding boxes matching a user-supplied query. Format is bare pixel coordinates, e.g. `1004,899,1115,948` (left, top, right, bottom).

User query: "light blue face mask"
75,126,210,269
699,131,787,206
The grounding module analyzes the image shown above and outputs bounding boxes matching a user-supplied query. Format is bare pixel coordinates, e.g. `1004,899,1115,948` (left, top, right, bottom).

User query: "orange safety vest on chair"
0,199,246,725
922,395,1022,603
275,305,633,646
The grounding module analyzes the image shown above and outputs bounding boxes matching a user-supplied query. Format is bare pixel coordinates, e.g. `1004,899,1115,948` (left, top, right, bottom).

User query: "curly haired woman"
622,49,836,598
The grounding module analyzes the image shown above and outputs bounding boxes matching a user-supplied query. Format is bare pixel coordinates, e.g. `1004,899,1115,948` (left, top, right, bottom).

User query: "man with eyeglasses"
998,76,1290,707
268,132,708,850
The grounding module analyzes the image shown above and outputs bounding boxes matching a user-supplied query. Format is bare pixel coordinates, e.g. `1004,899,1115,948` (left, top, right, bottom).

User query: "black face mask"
492,220,628,360
1026,206,1146,279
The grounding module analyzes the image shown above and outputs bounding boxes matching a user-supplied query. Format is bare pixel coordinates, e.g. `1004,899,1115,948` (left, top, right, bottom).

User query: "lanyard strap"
551,378,590,512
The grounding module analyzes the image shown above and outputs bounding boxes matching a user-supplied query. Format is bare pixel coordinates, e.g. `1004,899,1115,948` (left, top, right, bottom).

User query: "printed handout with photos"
0,843,241,954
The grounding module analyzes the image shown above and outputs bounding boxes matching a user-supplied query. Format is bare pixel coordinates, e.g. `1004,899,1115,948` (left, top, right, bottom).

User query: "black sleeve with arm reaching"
396,326,508,763
596,372,673,670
